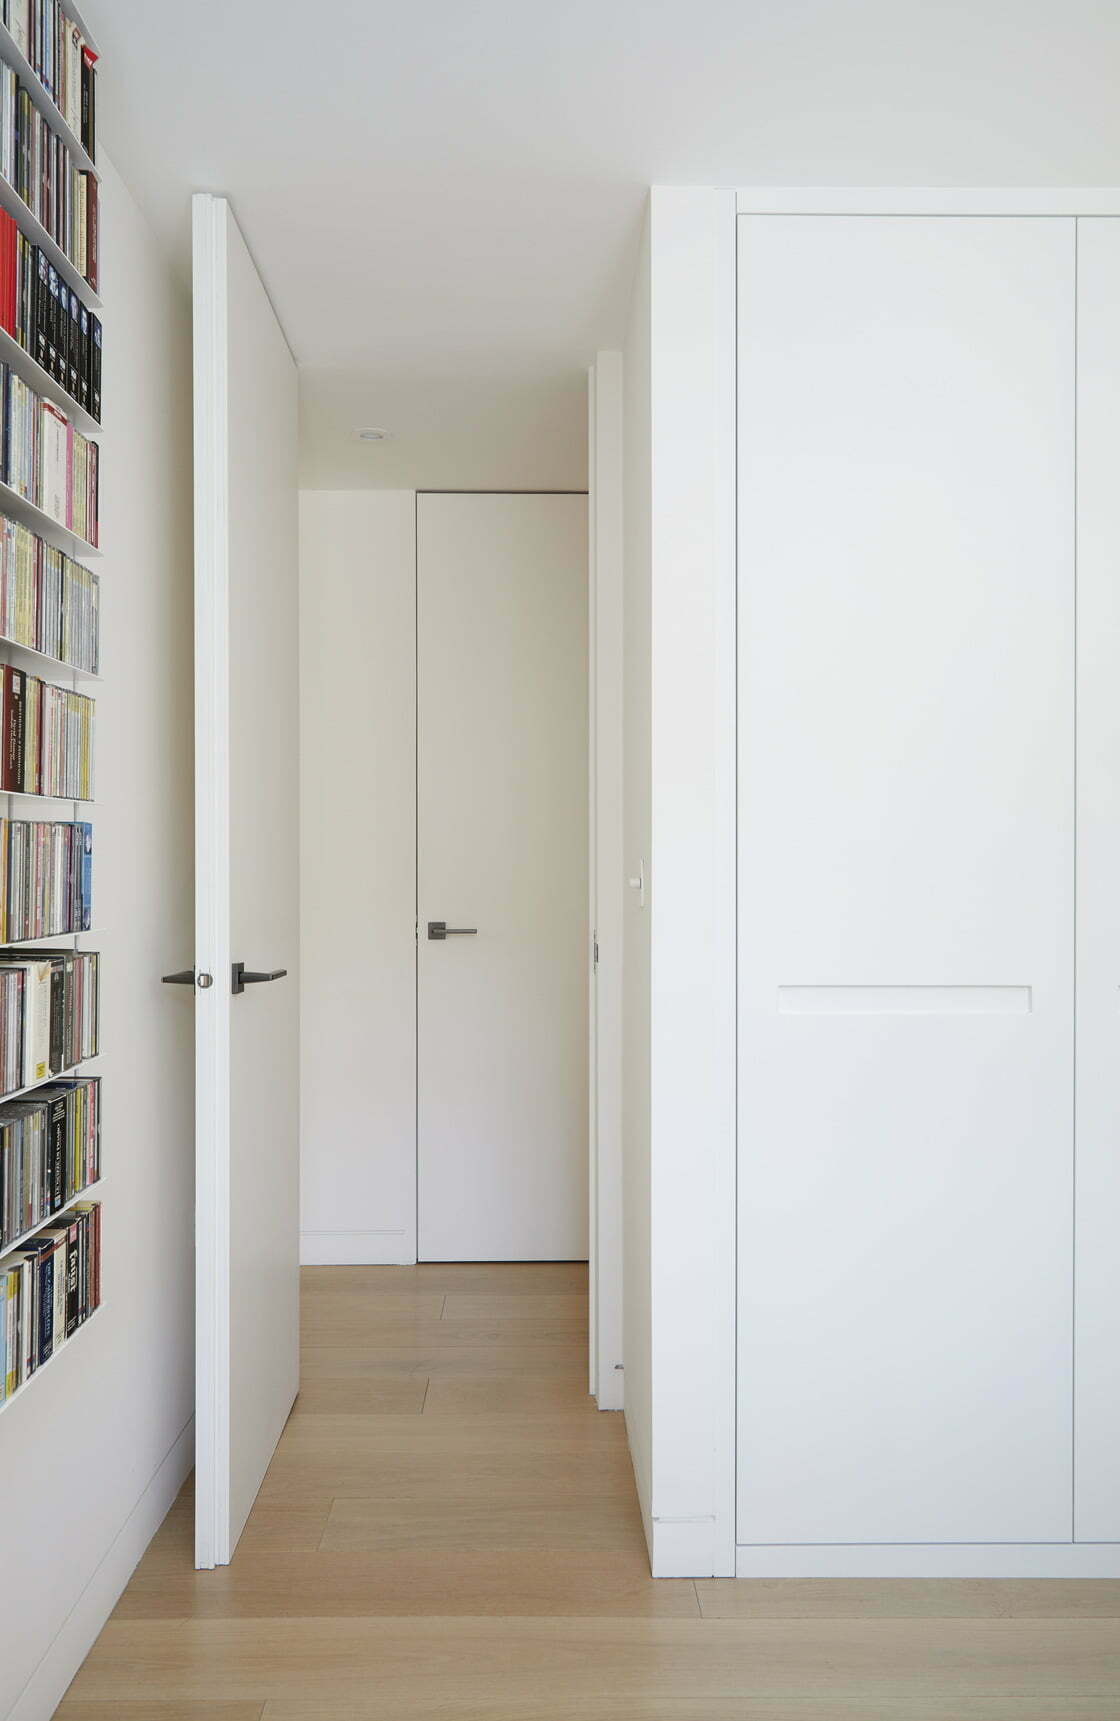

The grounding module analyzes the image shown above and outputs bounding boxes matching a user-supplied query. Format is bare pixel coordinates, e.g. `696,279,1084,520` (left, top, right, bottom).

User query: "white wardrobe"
734,204,1120,1573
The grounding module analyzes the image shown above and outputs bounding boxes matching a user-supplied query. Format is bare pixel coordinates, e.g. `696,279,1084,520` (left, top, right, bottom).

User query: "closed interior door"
417,493,589,1261
737,215,1075,1546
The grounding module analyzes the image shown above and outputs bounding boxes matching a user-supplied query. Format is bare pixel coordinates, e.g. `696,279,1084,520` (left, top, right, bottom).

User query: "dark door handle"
162,969,214,990
427,921,478,940
232,961,289,994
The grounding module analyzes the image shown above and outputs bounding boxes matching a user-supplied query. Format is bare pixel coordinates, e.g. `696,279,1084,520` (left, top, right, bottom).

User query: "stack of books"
1,3,96,161
0,1071,97,1243
0,1191,100,1399
2,363,97,540
0,512,98,669
0,947,97,1092
1,664,93,795
0,815,91,939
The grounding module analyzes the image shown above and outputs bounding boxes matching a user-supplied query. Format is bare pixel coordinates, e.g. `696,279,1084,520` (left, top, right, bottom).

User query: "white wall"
299,491,417,1264
1,154,195,1720
620,190,737,1578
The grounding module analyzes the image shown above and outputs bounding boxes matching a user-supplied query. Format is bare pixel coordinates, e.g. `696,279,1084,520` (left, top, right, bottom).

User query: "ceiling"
97,0,1120,488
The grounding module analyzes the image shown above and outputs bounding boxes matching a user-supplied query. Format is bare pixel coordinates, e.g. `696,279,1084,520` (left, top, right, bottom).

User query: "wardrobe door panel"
737,215,1076,1546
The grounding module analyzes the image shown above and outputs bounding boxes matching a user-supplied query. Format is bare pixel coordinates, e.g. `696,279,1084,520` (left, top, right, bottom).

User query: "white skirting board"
9,1417,194,1721
653,1516,735,1579
300,1228,413,1266
736,1543,1120,1579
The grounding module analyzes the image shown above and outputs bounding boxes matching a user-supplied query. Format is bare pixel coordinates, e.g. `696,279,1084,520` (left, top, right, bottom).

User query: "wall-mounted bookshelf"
0,927,99,947
0,478,98,558
0,0,101,1409
0,21,96,175
0,1304,99,1418
3,1174,100,1262
0,323,99,433
0,1060,94,1106
0,637,98,680
0,172,99,307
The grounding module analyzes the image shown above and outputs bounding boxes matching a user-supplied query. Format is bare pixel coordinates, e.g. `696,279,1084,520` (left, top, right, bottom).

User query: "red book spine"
0,212,15,338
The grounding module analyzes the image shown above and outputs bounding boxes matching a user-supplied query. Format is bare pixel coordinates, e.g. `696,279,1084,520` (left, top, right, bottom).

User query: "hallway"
57,1264,1120,1718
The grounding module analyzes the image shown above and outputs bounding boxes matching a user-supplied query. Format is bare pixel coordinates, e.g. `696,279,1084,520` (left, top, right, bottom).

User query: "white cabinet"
735,209,1120,1570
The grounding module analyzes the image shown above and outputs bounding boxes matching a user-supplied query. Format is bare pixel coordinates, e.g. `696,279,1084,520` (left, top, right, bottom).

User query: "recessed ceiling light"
355,426,393,442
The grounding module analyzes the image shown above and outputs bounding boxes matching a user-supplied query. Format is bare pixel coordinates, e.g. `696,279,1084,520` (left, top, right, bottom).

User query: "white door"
737,215,1076,1546
192,195,300,1567
417,493,588,1261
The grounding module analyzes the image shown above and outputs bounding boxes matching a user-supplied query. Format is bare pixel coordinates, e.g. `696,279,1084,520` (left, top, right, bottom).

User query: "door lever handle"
427,921,478,940
162,968,214,990
232,961,289,994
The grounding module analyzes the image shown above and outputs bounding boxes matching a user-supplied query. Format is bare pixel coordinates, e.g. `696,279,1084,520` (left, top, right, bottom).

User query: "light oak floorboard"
61,1616,1120,1702
300,1314,588,1346
423,1374,602,1415
299,1290,446,1319
288,1377,430,1416
111,1550,698,1620
297,1343,589,1380
321,1494,646,1554
60,1707,264,1721
258,1704,1120,1721
441,1293,590,1322
273,1409,623,1451
696,1578,1120,1619
56,1263,1120,1721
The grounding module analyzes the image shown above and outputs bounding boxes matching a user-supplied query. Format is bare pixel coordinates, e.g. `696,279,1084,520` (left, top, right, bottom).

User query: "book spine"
89,312,100,422
8,664,22,793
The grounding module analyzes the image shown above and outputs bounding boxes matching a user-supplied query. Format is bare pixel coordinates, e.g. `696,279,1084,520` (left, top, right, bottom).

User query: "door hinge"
592,933,599,971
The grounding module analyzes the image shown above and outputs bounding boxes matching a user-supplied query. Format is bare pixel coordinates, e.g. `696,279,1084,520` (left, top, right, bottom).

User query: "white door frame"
589,356,624,1408
192,192,232,1570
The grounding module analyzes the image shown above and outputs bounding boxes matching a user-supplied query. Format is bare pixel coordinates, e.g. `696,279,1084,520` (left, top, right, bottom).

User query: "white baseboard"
595,1373,624,1413
653,1515,735,1578
10,1416,194,1721
300,1228,415,1265
735,1542,1120,1579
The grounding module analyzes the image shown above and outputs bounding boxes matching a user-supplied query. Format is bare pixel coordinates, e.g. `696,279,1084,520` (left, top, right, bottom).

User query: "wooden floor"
59,1263,1120,1719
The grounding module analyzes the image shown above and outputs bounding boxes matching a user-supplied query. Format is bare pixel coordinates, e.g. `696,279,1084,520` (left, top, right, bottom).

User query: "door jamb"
588,357,625,1408
192,191,232,1571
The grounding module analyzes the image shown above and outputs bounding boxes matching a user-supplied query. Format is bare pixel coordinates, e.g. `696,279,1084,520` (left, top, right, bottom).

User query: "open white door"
192,194,300,1568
